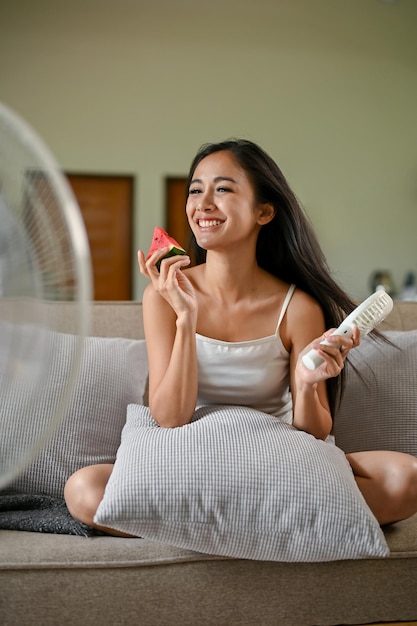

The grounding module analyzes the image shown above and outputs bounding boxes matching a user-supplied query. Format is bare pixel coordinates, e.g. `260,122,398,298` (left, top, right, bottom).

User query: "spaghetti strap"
275,284,296,333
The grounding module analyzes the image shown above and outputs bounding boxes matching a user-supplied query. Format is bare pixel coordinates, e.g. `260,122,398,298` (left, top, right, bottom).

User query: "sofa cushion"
95,404,389,562
1,332,148,498
333,330,417,455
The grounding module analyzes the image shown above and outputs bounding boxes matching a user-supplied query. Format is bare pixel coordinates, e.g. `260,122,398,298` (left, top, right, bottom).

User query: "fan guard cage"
0,102,92,489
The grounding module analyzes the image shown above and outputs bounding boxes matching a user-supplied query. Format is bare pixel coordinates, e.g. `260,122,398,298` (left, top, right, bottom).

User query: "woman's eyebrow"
214,176,237,184
190,176,237,185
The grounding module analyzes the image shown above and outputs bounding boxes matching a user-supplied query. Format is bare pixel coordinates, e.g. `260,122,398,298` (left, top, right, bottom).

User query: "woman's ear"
257,203,275,225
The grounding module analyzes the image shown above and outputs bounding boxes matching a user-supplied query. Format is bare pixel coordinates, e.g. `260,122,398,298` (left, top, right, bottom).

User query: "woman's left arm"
286,292,359,440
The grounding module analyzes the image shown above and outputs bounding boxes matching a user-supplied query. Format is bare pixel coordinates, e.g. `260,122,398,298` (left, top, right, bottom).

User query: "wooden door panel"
66,174,133,300
166,177,193,257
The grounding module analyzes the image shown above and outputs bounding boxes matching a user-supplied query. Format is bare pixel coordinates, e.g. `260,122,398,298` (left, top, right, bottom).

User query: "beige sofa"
1,300,417,626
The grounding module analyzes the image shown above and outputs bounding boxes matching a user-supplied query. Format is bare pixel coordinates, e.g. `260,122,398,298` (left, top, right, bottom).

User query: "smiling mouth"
198,219,224,228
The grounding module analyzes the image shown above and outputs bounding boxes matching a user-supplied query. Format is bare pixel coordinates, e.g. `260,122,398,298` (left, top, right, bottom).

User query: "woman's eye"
217,187,231,193
188,188,201,195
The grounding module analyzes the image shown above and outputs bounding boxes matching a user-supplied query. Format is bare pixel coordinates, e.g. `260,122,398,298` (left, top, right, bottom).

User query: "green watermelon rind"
156,245,187,270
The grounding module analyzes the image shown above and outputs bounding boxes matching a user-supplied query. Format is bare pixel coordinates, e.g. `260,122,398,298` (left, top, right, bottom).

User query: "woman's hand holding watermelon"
137,248,197,321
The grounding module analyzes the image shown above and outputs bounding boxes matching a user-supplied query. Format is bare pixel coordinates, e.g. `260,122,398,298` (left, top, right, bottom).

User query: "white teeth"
199,220,222,227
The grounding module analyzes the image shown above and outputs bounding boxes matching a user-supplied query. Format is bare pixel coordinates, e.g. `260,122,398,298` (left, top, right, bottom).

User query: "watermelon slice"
146,227,187,270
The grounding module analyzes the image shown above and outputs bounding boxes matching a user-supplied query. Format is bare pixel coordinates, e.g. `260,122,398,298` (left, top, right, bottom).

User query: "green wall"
1,0,416,299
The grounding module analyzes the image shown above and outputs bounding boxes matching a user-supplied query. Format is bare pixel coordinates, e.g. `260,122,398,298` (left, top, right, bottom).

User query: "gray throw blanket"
0,493,103,537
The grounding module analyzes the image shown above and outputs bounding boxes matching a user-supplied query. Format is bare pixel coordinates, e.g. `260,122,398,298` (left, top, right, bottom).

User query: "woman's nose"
197,194,214,212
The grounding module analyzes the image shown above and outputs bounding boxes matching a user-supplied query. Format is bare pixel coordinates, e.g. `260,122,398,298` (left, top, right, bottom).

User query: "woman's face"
186,150,267,251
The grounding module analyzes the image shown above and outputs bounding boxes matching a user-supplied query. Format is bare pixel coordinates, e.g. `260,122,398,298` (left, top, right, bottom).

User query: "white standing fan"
0,102,92,490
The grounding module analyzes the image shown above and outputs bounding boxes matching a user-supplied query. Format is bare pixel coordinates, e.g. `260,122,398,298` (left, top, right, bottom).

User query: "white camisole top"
195,284,296,424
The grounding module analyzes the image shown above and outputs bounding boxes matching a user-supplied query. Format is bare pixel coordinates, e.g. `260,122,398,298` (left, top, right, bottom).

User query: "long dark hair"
186,138,358,414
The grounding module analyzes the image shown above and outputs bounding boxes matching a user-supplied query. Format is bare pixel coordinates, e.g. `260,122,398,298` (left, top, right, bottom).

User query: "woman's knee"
381,456,417,523
64,464,113,525
348,450,417,525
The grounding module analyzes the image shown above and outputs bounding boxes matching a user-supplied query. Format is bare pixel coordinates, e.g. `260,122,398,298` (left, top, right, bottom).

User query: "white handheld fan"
302,289,393,371
0,102,92,490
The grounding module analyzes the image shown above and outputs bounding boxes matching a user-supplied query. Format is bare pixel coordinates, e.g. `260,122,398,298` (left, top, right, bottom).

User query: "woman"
65,139,417,531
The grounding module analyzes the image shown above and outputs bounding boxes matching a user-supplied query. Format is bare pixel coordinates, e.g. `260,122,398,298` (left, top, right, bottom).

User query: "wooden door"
66,174,133,300
166,177,191,254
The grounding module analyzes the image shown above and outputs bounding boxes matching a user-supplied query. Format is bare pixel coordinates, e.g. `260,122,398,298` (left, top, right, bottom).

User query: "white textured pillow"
333,331,417,455
2,332,148,498
95,405,389,562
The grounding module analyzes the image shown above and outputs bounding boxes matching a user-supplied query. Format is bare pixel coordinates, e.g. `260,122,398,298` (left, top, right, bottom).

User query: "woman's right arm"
139,249,199,427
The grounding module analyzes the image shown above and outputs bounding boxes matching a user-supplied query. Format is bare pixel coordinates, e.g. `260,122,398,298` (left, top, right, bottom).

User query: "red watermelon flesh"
146,227,187,269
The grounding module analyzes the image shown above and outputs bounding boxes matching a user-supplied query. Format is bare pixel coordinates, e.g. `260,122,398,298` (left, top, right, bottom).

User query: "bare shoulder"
143,281,162,304
289,288,324,324
285,288,326,349
142,282,176,325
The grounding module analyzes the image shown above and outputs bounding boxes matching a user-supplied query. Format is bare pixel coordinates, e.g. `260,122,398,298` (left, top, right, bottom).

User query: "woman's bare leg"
347,450,417,526
64,464,135,537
